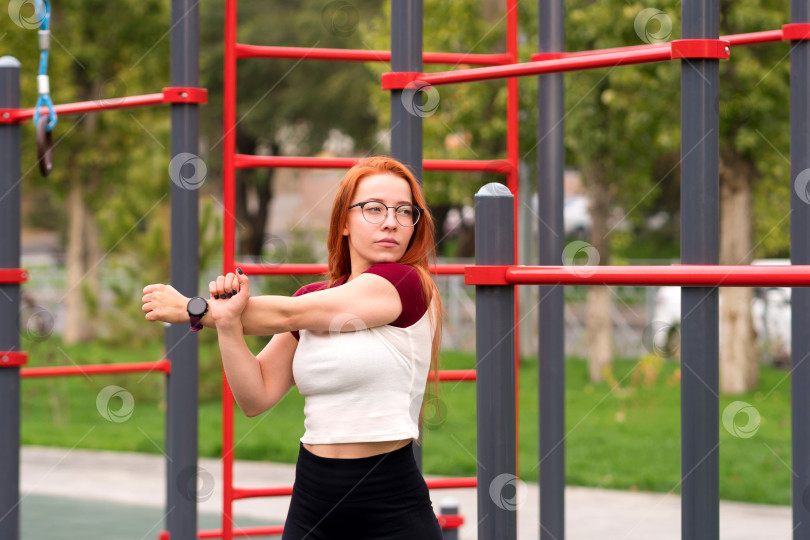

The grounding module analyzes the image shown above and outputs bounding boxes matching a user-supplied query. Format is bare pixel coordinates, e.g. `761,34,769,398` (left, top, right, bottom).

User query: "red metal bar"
438,514,465,529
464,264,810,287
232,485,294,500
235,44,511,66
233,476,476,503
527,30,781,63
198,525,284,539
0,269,28,283
234,154,512,173
237,263,467,276
20,360,171,378
383,47,673,88
726,29,784,46
506,0,521,480
0,88,207,124
222,4,238,540
0,352,28,368
429,369,476,381
426,477,477,489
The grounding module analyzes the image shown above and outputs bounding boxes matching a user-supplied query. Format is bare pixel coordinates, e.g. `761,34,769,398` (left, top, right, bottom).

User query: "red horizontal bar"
529,30,782,64
465,265,810,287
234,154,512,174
21,360,171,378
725,29,784,46
198,525,284,539
235,44,511,66
387,47,673,87
0,88,207,124
426,477,477,489
237,263,466,276
0,269,28,284
429,369,476,381
232,485,293,499
0,352,28,368
234,477,475,502
437,514,465,529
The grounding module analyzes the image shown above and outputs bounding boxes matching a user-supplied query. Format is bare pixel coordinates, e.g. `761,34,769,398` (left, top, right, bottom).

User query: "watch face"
188,296,207,317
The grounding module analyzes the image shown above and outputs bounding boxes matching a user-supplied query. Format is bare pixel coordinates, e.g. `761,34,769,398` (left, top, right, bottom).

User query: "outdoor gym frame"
3,0,810,539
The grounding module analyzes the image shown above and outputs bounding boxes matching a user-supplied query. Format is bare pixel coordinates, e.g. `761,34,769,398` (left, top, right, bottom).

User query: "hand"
142,284,189,324
207,269,250,328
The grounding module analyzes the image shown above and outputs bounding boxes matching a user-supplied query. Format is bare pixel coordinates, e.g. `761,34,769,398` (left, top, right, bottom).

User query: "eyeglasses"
348,201,423,227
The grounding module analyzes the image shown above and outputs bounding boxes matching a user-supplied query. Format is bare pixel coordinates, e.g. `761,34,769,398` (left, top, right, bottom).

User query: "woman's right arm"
217,322,299,417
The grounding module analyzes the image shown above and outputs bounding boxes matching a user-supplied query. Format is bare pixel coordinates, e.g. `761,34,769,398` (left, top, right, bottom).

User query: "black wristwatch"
187,296,208,332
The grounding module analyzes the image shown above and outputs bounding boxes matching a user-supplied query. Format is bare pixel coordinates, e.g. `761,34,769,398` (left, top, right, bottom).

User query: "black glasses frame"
348,201,423,227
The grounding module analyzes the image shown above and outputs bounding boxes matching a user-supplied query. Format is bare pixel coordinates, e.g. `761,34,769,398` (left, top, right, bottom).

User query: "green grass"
19,340,794,506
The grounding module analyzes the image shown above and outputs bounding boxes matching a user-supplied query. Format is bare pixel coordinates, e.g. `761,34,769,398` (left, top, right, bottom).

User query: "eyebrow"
366,198,414,205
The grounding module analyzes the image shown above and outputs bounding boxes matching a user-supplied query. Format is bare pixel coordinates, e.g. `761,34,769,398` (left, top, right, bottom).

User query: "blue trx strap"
33,0,56,132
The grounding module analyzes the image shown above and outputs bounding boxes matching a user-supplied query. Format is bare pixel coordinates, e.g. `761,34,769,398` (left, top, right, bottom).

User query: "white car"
650,260,792,361
563,195,592,239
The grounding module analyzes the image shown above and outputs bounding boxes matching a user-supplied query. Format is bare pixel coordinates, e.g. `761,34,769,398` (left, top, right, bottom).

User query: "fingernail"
214,294,220,299
237,267,243,275
227,292,233,298
232,289,237,295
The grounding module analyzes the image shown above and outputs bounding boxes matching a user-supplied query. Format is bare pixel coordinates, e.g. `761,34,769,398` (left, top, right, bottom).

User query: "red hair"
325,156,444,444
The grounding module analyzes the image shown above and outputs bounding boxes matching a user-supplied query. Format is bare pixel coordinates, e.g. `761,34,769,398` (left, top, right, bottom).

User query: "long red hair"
325,156,443,444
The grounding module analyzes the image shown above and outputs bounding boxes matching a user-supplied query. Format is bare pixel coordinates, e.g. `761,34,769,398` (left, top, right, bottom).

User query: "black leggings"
281,441,443,540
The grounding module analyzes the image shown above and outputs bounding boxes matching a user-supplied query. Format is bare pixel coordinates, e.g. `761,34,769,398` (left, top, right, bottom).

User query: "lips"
377,238,399,247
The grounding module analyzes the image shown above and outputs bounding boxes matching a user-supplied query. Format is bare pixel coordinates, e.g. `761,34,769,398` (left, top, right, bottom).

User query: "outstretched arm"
142,269,403,335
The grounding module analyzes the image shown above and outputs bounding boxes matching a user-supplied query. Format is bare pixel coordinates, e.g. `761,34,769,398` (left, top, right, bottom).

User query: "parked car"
650,260,791,362
564,194,591,239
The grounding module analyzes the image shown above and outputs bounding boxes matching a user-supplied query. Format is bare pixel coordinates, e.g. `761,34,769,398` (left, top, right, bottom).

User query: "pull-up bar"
382,25,810,89
233,154,513,174
0,87,207,124
465,264,810,287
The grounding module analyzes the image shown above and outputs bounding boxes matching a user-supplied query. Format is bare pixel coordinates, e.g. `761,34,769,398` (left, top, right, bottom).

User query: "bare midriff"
303,438,412,459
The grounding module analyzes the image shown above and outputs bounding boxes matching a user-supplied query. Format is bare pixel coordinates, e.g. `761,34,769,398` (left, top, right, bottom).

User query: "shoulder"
362,262,420,286
363,263,428,328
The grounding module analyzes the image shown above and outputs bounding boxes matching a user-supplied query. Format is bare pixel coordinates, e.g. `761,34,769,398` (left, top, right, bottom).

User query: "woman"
142,156,444,539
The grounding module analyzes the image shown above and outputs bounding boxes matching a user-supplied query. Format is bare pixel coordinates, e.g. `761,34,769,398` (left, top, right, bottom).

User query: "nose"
382,208,398,228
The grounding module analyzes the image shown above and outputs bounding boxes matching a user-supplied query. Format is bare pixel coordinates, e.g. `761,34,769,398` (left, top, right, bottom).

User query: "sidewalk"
19,446,792,539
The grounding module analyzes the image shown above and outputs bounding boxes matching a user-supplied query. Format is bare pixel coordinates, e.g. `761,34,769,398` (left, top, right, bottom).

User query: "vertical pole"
790,3,810,538
390,0,424,468
537,1,566,538
222,2,238,539
166,0,200,538
439,497,459,540
0,56,22,540
680,0,720,538
474,183,517,540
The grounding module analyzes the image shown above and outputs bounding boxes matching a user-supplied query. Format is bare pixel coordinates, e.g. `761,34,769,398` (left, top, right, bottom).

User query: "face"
343,173,416,273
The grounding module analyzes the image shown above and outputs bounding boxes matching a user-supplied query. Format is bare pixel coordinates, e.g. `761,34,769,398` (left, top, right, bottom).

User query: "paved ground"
17,445,793,539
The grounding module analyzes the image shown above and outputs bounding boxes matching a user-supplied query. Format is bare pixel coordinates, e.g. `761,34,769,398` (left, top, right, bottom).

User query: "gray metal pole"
390,0,424,468
680,0,720,538
789,3,810,538
166,0,200,537
0,55,22,540
474,183,517,540
538,1,566,538
439,497,459,540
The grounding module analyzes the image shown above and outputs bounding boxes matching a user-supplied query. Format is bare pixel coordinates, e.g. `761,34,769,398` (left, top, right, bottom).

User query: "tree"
2,0,171,343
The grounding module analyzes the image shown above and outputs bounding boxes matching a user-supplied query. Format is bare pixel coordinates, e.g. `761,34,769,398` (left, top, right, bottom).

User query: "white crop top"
290,263,435,444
